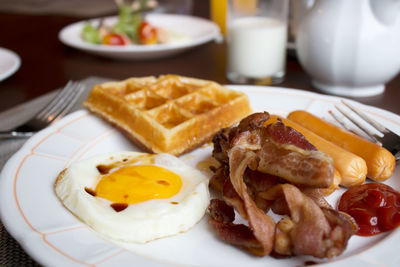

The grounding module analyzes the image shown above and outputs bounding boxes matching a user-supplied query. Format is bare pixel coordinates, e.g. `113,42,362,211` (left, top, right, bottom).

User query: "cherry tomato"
338,183,400,236
138,21,157,45
103,33,127,46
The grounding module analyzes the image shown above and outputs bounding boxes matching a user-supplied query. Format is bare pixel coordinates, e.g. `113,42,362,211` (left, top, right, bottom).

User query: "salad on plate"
81,1,190,46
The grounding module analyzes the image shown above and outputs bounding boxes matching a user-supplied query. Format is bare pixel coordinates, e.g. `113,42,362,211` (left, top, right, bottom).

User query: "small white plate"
0,47,21,81
58,14,220,60
1,86,400,266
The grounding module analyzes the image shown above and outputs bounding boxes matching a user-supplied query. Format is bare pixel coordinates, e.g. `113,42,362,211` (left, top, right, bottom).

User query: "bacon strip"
208,199,235,223
212,112,270,165
209,220,264,255
222,178,247,219
256,122,334,188
208,199,264,254
301,188,332,209
210,164,279,215
213,113,334,188
209,164,229,193
228,147,276,256
259,184,354,258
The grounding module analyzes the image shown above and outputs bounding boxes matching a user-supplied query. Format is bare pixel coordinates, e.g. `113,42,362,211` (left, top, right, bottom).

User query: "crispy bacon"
212,112,270,165
222,178,247,219
212,128,231,165
301,188,332,210
237,112,271,132
208,199,235,223
209,199,265,255
209,164,230,193
257,121,334,188
228,146,276,256
209,184,355,258
210,164,280,215
244,169,281,213
264,121,316,151
212,113,334,188
208,112,355,259
209,220,264,255
260,184,354,258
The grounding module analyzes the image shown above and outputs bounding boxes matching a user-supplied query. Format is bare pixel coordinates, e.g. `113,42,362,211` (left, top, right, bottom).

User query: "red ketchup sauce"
338,183,400,236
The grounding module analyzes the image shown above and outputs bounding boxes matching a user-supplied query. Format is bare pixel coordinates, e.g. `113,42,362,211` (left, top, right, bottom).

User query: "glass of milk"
226,0,289,85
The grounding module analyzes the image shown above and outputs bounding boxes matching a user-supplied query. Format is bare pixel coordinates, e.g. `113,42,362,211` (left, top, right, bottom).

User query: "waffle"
83,75,252,155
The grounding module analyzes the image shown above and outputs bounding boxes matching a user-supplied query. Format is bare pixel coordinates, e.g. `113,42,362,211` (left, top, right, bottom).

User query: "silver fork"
0,81,85,139
330,100,400,160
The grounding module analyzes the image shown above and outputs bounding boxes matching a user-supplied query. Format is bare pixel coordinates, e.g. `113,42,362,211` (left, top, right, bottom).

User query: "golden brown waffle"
83,75,252,155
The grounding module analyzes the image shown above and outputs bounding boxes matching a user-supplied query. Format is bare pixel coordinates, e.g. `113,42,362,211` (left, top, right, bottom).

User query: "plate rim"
1,85,400,266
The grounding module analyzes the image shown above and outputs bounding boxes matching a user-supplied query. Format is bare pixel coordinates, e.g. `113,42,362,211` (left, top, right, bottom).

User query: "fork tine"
328,110,376,142
41,82,78,121
35,81,74,120
38,82,82,123
342,100,388,133
51,83,85,122
334,104,381,143
44,82,85,123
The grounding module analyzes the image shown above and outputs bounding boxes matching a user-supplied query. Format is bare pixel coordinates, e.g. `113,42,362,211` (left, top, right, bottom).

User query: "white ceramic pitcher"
296,0,400,97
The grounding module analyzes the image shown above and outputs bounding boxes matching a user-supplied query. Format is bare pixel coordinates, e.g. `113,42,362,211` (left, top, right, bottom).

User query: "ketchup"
338,183,400,236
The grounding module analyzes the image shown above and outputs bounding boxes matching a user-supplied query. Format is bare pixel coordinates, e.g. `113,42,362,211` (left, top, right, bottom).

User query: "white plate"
1,86,400,267
0,47,21,81
58,14,220,60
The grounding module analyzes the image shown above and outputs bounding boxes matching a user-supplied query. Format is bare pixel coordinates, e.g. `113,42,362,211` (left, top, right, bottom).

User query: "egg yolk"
95,165,182,204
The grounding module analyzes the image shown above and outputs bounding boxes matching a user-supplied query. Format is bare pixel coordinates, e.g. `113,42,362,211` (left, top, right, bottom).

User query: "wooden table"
0,1,399,115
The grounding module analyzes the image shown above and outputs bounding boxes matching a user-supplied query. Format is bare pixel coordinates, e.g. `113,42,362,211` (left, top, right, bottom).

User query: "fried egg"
55,152,210,243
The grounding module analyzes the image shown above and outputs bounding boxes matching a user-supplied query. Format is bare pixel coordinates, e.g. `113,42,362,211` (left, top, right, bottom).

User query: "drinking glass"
226,0,289,85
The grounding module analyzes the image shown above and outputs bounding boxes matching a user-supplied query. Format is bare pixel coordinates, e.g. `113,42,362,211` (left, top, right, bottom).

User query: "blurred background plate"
0,47,21,81
58,13,220,60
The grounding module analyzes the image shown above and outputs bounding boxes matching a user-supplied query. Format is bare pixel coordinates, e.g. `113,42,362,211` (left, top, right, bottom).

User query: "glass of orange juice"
210,0,227,35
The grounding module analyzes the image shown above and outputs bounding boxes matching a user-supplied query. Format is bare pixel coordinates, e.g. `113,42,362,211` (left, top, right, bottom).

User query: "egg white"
55,152,210,243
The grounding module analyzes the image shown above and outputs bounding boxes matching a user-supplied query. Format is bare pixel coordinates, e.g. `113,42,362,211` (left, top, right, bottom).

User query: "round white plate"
1,86,400,267
58,14,220,60
0,47,21,81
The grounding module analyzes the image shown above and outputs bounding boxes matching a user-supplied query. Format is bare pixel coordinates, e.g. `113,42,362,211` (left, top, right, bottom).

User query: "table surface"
1,2,400,115
0,1,400,266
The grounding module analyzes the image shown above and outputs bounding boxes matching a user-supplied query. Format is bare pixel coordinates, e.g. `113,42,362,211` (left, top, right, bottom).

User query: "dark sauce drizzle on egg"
84,187,96,196
110,203,128,212
86,156,175,213
96,164,113,175
83,161,131,212
96,157,130,175
85,187,128,212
